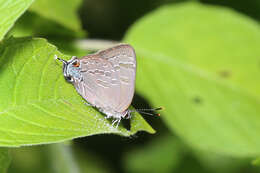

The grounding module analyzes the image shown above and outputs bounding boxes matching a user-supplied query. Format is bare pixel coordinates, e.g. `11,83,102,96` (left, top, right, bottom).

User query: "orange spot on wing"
73,62,80,67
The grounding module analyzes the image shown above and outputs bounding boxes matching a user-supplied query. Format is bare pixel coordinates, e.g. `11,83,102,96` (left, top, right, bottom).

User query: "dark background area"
79,0,260,40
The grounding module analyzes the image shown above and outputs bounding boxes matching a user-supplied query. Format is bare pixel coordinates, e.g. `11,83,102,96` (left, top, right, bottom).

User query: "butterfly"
55,44,161,127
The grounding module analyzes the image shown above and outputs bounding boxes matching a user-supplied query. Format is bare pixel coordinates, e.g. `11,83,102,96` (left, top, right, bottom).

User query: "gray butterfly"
55,44,137,127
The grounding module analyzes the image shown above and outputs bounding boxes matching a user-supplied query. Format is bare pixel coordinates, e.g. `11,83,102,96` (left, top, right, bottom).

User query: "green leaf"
9,143,112,173
194,150,251,173
123,135,184,173
0,37,154,147
48,143,80,173
9,12,84,38
29,0,84,34
252,158,260,166
124,2,260,157
0,0,35,40
0,148,11,173
9,146,51,173
10,145,74,173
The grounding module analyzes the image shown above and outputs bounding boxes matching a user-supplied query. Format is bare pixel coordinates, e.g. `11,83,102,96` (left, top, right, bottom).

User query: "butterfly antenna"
136,107,163,111
54,55,68,64
136,110,160,117
132,107,163,117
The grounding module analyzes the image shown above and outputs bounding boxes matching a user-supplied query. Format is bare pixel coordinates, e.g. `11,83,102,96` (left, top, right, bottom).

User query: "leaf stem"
48,143,80,173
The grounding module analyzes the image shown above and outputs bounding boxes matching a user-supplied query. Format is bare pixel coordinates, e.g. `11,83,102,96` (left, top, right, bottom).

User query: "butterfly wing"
73,44,136,113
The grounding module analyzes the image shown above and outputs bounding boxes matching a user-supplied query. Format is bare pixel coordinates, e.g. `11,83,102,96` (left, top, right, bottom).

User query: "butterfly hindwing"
73,44,136,113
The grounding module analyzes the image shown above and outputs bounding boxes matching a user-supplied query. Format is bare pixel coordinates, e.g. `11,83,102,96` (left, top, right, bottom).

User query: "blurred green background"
2,0,260,172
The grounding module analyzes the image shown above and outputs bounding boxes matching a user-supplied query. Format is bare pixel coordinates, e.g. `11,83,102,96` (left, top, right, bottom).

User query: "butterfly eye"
72,61,80,67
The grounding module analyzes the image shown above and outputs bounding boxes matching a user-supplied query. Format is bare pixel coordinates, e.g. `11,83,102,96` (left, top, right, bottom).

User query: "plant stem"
48,143,80,173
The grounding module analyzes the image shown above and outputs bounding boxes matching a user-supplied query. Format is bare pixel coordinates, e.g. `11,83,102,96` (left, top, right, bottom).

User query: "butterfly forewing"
74,44,136,113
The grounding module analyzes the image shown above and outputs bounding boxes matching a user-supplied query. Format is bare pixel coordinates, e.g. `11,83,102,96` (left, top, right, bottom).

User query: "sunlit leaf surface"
0,0,35,40
0,37,154,147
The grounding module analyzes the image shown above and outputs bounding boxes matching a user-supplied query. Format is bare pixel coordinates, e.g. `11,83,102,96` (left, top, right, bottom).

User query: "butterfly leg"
111,119,118,126
115,118,121,128
111,118,121,128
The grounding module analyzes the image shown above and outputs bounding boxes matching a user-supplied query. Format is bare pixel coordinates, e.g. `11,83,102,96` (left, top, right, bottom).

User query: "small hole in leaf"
193,96,202,104
219,70,231,78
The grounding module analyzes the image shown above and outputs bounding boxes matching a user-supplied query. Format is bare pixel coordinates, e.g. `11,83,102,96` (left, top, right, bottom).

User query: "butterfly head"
55,55,82,83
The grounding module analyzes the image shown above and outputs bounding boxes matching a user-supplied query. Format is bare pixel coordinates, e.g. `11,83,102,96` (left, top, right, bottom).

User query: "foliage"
125,2,260,157
29,0,84,34
1,0,260,172
123,135,185,173
0,0,35,40
0,149,11,173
